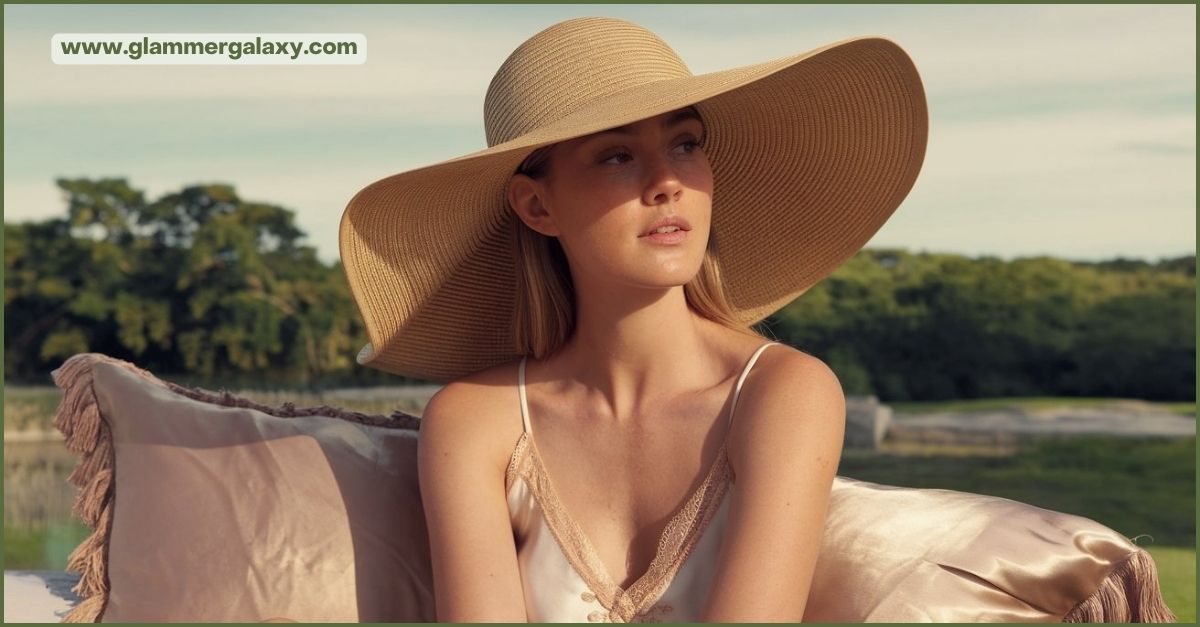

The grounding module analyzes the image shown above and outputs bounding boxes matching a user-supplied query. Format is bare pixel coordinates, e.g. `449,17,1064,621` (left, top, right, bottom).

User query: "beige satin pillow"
51,353,434,623
806,477,1175,622
53,353,1174,623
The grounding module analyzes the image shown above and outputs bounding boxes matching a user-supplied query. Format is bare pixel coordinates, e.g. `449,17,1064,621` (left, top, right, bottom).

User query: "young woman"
338,16,928,623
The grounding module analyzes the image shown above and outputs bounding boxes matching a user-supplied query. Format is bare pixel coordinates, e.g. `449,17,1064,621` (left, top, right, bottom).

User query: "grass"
888,395,1196,417
2,386,65,432
1146,545,1197,623
3,522,92,571
840,436,1195,546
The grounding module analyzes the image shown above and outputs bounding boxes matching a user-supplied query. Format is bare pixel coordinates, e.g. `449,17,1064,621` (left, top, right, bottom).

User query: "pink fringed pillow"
50,353,433,623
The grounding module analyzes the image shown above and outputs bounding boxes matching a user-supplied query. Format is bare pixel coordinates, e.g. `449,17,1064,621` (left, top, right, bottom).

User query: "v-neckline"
509,341,776,619
511,427,734,616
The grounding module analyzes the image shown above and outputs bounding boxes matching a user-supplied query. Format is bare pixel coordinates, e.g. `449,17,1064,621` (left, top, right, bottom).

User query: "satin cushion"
51,354,434,622
53,353,1169,622
805,477,1160,622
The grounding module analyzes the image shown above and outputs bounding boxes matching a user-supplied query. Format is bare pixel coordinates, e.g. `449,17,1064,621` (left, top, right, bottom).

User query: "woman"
339,16,927,622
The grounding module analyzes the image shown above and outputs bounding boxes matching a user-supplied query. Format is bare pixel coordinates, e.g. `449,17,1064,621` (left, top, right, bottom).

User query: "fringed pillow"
51,352,1177,623
50,353,433,623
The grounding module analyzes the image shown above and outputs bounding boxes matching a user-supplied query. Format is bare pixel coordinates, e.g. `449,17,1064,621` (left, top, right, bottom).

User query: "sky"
3,4,1196,265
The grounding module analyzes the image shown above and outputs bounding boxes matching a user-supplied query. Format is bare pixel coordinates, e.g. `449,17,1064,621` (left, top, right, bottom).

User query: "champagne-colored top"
504,342,780,622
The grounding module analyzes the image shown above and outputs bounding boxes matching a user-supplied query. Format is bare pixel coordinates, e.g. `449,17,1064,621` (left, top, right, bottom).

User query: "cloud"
3,3,1194,264
1115,140,1195,157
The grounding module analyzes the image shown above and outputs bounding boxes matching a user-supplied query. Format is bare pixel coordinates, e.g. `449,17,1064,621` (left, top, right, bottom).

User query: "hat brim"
340,34,928,382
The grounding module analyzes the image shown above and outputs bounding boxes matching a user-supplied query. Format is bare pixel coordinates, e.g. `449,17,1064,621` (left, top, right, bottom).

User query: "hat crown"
484,17,692,147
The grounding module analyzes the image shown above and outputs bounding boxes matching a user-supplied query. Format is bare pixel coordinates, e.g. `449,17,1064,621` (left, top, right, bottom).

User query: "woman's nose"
642,153,683,206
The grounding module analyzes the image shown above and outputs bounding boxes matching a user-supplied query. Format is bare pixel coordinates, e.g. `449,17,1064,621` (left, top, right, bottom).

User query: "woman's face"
509,107,714,292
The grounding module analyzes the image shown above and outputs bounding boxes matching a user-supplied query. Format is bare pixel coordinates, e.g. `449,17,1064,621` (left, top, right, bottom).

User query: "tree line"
5,178,1194,400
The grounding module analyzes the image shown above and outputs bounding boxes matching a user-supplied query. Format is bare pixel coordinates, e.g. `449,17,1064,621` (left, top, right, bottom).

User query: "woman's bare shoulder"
734,339,828,379
420,359,526,479
746,343,843,413
417,361,531,622
726,341,845,473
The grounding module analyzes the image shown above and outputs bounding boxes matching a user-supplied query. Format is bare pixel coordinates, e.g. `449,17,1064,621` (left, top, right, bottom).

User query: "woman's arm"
418,381,528,622
699,350,846,622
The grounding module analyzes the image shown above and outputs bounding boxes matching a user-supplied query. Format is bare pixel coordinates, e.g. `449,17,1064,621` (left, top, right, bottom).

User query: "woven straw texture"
339,17,929,382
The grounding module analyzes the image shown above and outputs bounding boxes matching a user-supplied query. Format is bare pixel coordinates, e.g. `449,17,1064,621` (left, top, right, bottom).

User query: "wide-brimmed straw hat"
339,16,928,383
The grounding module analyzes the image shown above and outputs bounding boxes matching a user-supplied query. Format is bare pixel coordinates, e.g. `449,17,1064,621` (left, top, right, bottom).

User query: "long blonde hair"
508,107,771,358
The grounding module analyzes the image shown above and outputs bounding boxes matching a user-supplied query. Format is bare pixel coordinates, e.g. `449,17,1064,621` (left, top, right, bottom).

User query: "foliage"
4,179,1195,396
5,178,400,388
769,249,1194,401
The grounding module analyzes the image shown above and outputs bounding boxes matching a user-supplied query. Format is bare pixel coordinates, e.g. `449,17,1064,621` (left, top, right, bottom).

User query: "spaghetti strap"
727,341,782,429
518,355,533,435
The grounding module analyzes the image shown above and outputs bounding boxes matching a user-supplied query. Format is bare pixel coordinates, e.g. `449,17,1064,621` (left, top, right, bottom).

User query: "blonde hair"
508,108,771,358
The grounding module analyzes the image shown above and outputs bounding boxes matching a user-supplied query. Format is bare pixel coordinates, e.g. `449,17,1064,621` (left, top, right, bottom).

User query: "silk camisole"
504,341,781,623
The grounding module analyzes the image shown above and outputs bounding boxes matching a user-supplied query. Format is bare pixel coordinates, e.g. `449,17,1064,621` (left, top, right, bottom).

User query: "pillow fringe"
67,436,111,488
1061,548,1177,623
73,467,113,526
164,385,421,430
62,595,106,623
51,353,126,623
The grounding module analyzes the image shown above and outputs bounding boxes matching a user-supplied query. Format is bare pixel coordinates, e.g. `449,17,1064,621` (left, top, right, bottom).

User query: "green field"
1148,545,1197,623
2,386,65,432
889,395,1195,417
3,522,91,571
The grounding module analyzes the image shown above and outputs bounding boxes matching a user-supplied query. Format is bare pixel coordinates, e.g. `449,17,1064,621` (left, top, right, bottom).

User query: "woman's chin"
635,266,702,288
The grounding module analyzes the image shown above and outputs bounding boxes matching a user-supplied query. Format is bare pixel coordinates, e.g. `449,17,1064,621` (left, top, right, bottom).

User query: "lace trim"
625,448,732,619
507,432,733,623
505,430,531,495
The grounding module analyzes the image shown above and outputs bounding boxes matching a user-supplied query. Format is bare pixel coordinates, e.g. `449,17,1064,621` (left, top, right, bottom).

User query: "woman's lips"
640,229,688,245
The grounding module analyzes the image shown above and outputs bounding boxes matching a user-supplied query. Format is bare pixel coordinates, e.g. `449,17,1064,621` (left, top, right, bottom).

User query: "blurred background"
4,3,1195,620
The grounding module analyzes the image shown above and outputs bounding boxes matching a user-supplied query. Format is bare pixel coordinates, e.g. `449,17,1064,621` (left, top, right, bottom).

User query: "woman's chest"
507,471,736,623
518,409,733,588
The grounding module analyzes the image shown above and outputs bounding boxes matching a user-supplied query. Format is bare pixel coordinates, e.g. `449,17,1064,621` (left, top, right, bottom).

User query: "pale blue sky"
4,4,1195,264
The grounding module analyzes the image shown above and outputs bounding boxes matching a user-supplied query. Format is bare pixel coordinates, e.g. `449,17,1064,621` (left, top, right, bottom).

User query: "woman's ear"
507,174,561,237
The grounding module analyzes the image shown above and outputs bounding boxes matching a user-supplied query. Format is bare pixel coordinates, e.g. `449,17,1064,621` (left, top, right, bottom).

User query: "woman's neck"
549,283,734,425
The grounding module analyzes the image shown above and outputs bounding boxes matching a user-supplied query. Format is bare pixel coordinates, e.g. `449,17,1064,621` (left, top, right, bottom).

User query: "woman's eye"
673,132,704,154
599,137,702,165
601,151,633,165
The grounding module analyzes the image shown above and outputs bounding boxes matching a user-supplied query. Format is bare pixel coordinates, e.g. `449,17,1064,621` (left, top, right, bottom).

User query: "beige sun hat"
339,16,929,383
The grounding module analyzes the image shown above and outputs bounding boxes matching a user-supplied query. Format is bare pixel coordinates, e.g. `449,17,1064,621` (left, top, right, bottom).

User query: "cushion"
806,478,1175,622
51,353,1176,623
50,353,433,622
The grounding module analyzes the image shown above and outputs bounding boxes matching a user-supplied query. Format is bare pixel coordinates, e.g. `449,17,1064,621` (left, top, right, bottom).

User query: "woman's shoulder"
715,331,827,384
432,358,523,407
420,358,526,482
725,339,846,476
738,340,843,419
758,341,832,378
